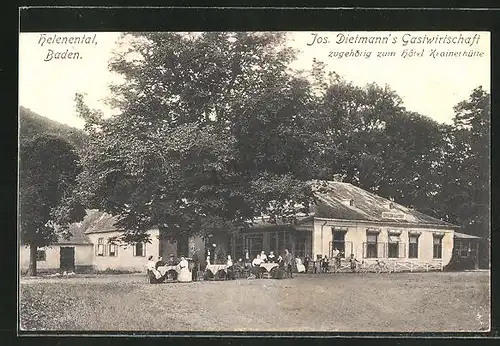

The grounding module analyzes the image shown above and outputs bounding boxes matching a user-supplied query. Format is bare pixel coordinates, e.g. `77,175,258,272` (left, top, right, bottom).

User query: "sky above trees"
19,31,490,128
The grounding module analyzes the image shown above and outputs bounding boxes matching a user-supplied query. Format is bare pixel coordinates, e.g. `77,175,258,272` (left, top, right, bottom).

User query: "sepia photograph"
18,28,491,333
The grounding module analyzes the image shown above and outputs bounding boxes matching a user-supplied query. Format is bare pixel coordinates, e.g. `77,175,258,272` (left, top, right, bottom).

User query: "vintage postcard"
18,29,491,333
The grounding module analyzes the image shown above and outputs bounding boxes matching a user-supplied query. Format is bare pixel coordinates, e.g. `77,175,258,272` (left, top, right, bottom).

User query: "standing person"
332,247,339,259
349,253,359,273
335,251,342,270
273,255,286,279
191,251,199,281
304,255,310,273
284,249,294,278
322,255,329,273
177,257,192,282
226,255,235,280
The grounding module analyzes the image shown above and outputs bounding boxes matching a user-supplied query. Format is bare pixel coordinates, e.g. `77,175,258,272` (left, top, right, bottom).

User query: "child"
349,253,359,273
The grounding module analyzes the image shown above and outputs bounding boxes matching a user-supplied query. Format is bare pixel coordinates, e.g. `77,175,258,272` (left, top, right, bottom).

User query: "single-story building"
225,175,460,271
19,174,483,274
19,221,94,274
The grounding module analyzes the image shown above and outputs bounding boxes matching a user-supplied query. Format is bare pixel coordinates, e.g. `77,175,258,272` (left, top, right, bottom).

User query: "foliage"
75,32,316,244
71,31,490,268
19,133,86,275
19,106,87,150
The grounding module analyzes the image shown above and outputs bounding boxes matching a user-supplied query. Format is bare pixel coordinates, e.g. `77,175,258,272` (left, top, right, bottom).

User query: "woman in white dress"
147,256,163,283
295,256,306,273
177,257,192,282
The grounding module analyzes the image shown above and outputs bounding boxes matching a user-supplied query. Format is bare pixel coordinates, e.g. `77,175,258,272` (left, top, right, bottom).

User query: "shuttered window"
409,235,419,258
433,236,443,259
96,238,105,256
108,242,118,257
133,242,145,257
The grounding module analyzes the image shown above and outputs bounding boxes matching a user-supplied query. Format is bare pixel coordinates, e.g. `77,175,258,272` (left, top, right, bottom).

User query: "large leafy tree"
435,87,490,266
75,32,316,245
308,64,447,214
19,134,85,276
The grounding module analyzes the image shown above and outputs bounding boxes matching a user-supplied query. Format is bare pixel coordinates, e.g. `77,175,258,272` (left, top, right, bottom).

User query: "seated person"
295,256,306,273
165,254,179,280
147,256,164,283
251,254,264,278
260,251,268,263
168,254,179,266
272,255,286,279
177,256,192,282
267,251,277,263
203,270,215,280
215,269,227,280
155,256,165,269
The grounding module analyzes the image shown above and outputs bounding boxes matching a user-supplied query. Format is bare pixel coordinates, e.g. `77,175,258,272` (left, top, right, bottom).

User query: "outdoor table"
260,263,279,272
205,264,228,275
157,265,179,276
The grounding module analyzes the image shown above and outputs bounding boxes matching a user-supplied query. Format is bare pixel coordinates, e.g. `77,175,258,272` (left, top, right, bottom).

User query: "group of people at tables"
229,249,299,280
147,254,193,283
146,247,360,283
195,248,299,281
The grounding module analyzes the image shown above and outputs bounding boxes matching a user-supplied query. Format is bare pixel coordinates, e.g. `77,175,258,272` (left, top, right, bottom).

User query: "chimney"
333,173,343,182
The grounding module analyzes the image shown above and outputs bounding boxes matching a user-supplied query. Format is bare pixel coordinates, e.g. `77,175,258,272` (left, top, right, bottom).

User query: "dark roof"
309,180,457,228
83,210,120,234
55,220,92,245
454,232,481,239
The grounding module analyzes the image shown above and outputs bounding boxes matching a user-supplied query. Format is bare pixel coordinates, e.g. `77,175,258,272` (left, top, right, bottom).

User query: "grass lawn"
19,271,490,332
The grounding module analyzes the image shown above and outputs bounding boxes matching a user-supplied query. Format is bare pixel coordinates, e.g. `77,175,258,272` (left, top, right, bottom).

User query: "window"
409,234,419,258
458,241,471,258
366,233,378,258
332,228,347,257
388,234,400,258
245,233,263,259
108,242,118,257
36,250,46,261
97,238,105,256
134,242,145,257
433,236,443,259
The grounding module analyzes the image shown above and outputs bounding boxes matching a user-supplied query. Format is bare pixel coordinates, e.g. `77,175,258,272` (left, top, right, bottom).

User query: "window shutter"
143,243,146,257
133,243,136,256
95,243,98,256
115,244,118,256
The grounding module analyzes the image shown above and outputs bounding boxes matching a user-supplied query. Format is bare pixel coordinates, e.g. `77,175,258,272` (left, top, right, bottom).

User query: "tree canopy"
75,32,316,243
19,133,86,275
72,32,490,266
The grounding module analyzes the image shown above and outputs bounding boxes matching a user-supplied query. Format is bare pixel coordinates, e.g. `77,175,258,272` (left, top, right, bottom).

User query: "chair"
197,271,204,280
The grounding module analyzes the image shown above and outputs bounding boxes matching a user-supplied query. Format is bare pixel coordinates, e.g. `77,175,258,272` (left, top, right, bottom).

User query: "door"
176,234,189,258
60,247,75,272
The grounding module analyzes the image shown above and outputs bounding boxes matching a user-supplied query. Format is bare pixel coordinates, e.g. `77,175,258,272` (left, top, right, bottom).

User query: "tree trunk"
28,244,37,277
